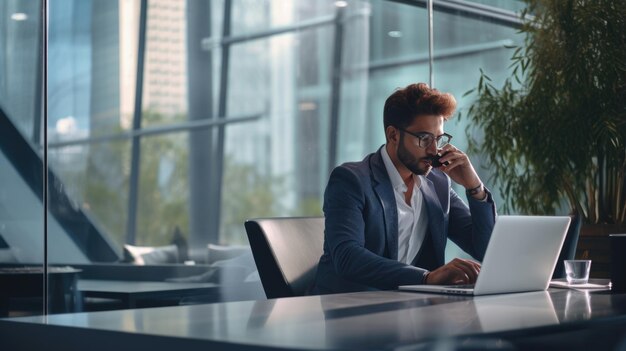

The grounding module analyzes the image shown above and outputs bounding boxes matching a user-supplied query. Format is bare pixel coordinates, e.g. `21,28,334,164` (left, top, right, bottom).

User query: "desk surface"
77,279,222,309
3,289,626,350
77,280,219,294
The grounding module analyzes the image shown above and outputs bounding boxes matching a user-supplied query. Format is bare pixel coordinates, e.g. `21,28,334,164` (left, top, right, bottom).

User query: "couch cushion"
123,244,179,265
207,244,250,264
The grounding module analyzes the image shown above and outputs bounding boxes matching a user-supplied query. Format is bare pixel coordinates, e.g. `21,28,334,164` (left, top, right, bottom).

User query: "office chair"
244,217,324,299
552,212,582,279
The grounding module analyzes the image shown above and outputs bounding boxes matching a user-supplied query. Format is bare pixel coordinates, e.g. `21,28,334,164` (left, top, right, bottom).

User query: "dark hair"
383,83,457,129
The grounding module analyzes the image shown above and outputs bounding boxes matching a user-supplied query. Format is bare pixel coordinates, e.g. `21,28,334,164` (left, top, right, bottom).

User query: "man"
312,83,496,294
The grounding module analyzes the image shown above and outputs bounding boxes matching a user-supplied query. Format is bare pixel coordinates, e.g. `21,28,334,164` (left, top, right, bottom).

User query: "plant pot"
576,224,626,278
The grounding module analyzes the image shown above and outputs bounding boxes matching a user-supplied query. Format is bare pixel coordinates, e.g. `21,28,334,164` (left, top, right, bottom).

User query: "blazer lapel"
420,177,446,264
370,148,398,260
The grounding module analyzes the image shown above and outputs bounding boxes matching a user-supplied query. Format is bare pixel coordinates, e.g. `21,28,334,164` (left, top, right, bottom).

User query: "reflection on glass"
369,1,426,62
465,0,527,13
433,6,523,261
475,291,559,332
0,0,533,317
564,290,592,321
0,0,41,140
231,0,338,36
44,0,524,253
48,141,131,249
136,132,190,246
49,0,137,141
141,0,188,127
221,23,338,244
0,0,44,317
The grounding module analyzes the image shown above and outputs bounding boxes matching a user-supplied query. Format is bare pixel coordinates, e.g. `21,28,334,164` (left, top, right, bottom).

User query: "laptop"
399,215,571,295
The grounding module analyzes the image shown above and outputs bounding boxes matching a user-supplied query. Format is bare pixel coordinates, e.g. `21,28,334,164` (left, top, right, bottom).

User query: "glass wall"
0,0,527,316
47,0,525,251
0,1,41,139
0,0,45,317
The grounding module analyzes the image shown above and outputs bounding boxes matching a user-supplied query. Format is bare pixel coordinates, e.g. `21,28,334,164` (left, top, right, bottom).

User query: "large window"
45,0,524,252
1,0,527,316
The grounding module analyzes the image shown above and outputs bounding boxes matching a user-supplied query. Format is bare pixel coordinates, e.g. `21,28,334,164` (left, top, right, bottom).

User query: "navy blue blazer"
312,147,497,294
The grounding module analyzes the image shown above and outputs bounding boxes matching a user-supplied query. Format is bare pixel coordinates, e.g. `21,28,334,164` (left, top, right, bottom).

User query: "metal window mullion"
34,1,44,146
46,113,261,148
215,15,335,47
42,0,49,316
206,0,232,244
125,0,148,245
327,7,345,174
187,0,214,252
201,11,368,51
427,0,434,87
362,39,514,72
388,0,531,28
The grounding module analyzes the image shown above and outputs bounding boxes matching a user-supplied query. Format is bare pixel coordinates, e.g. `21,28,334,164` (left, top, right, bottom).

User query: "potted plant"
462,0,626,277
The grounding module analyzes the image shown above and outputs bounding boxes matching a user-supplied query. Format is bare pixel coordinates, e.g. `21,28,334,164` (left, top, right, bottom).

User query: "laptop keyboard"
446,284,475,289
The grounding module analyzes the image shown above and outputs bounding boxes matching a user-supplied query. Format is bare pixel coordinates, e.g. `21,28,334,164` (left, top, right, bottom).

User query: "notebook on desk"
549,278,611,290
399,215,571,296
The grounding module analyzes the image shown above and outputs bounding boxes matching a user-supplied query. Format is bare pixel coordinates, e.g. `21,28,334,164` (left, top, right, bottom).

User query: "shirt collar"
381,145,408,192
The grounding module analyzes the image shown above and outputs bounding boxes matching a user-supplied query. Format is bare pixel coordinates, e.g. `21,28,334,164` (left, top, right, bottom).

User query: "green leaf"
463,88,475,97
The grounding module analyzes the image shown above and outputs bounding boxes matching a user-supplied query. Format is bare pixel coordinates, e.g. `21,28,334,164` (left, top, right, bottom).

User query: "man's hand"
425,258,481,285
437,144,485,199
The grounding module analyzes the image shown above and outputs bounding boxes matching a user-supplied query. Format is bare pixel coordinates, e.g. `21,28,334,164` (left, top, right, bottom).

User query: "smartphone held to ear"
429,153,449,168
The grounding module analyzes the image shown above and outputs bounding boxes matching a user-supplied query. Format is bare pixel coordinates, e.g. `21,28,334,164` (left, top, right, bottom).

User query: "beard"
397,133,431,176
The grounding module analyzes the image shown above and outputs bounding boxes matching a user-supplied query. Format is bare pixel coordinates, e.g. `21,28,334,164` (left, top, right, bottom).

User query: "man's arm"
436,144,497,261
447,187,496,261
323,166,428,289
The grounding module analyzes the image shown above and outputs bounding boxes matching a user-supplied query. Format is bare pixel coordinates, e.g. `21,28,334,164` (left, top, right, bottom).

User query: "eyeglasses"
398,128,453,149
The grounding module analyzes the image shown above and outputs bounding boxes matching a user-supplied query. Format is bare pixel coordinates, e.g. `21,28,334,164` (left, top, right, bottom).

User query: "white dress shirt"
381,146,429,265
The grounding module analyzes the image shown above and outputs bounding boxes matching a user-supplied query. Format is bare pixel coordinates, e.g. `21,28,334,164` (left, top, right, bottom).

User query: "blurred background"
0,0,526,316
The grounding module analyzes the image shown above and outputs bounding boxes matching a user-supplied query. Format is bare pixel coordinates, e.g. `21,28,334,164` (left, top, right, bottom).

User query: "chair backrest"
244,217,324,298
552,212,582,279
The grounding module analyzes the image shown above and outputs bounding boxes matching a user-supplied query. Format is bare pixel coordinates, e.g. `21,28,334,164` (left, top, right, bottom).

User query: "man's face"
396,115,444,176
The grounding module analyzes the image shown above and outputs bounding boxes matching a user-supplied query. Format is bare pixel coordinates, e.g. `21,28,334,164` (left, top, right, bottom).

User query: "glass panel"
141,0,189,127
0,0,45,317
48,141,131,248
369,1,428,62
434,7,521,52
432,8,525,260
41,0,528,314
433,10,524,195
48,0,138,143
45,0,266,313
339,1,429,164
465,0,527,13
231,0,337,36
0,0,41,142
220,22,337,244
135,132,189,246
48,0,154,314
